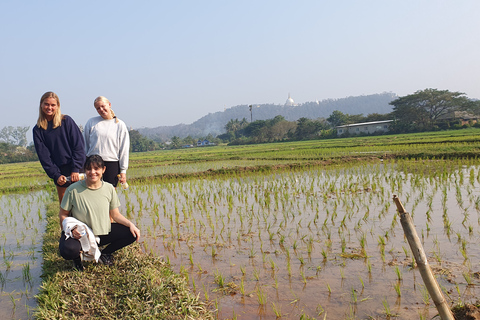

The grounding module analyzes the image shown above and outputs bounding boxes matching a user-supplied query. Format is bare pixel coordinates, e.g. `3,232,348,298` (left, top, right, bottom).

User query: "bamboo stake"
393,195,453,320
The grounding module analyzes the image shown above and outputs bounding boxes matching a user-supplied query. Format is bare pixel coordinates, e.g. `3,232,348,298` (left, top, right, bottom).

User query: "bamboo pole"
392,195,454,320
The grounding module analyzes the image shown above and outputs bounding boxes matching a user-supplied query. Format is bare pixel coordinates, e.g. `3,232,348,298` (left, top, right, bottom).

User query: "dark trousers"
59,223,136,260
103,161,120,187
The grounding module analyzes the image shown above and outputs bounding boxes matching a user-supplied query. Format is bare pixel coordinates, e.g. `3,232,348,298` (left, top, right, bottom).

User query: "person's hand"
129,223,141,242
57,175,67,186
70,172,80,182
71,226,81,240
119,173,127,184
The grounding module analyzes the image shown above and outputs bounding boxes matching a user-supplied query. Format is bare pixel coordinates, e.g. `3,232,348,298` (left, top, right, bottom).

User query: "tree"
129,130,159,152
327,111,349,127
225,118,249,140
363,113,393,122
294,118,329,140
170,136,181,149
0,126,29,147
390,89,476,131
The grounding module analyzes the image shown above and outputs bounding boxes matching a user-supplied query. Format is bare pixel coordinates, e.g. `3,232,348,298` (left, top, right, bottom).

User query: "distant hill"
138,92,397,141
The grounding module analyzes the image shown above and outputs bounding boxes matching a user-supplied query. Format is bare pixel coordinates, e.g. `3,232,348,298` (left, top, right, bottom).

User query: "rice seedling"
256,286,267,305
272,302,282,318
382,298,397,318
419,285,430,305
358,276,364,289
462,271,473,286
394,265,402,281
240,278,245,295
394,282,401,297
253,267,260,281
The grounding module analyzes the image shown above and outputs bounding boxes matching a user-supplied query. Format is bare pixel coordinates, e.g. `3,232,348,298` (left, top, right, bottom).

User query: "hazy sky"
1,1,479,132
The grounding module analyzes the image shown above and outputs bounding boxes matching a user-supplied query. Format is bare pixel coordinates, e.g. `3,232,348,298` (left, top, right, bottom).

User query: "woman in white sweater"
84,96,130,187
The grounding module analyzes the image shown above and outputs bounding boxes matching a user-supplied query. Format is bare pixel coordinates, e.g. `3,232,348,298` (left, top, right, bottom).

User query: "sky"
1,1,479,133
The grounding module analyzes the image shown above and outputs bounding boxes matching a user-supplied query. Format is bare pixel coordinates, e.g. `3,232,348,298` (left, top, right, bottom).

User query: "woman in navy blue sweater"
33,92,85,203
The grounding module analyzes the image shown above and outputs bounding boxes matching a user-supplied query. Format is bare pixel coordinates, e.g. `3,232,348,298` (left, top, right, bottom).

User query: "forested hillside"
138,92,396,141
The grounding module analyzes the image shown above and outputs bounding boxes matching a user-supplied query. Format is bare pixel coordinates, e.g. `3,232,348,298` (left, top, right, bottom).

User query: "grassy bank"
35,202,214,320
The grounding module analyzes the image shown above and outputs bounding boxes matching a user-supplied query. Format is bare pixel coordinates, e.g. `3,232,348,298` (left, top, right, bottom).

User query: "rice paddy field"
2,128,480,319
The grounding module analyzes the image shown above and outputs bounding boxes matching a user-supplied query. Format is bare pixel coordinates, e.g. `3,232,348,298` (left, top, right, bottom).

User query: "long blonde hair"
94,96,119,123
37,92,63,130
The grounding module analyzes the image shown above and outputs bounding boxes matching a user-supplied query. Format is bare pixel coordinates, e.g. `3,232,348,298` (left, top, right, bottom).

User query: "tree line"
215,89,480,145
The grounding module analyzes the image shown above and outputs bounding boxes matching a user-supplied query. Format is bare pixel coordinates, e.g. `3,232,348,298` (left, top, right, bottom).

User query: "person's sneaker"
73,258,84,271
99,253,114,266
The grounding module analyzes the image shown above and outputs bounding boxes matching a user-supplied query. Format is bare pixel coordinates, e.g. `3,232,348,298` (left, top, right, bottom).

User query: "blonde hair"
37,92,63,130
94,96,118,123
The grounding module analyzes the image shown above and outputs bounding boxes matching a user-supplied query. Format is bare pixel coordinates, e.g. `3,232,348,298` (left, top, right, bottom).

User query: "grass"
35,202,214,320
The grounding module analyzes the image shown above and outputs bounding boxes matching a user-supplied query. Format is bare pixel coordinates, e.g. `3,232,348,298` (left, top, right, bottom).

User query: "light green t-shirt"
61,180,120,235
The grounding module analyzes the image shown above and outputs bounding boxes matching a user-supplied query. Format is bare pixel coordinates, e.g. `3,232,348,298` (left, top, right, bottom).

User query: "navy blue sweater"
33,115,85,182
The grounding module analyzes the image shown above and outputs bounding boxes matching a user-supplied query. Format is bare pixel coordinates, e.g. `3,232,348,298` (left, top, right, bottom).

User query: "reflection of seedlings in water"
0,271,6,288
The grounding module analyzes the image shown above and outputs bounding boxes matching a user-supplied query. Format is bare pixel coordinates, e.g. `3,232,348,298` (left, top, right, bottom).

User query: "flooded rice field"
2,159,480,319
0,191,48,320
121,160,480,319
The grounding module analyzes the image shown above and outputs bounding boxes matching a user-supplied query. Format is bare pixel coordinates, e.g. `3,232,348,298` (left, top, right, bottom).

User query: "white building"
284,93,297,107
336,120,393,136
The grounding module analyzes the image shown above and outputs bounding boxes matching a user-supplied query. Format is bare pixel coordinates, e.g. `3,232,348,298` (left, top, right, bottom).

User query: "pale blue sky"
1,1,479,131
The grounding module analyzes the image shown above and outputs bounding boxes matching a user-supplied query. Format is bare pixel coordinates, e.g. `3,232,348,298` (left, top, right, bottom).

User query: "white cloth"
84,116,130,173
62,217,101,262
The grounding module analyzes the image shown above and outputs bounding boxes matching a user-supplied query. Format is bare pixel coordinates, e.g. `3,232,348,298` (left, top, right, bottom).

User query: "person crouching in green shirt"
58,154,140,271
